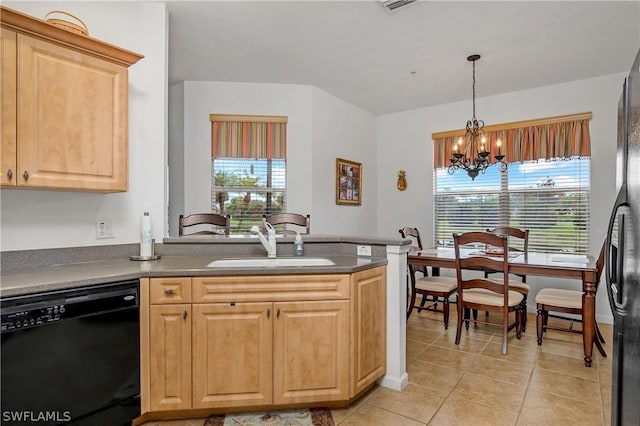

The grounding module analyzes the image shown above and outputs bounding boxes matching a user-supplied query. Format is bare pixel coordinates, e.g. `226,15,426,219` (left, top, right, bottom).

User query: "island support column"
377,243,409,391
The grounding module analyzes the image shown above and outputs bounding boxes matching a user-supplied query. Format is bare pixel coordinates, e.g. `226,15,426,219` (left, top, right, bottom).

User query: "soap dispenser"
294,232,304,256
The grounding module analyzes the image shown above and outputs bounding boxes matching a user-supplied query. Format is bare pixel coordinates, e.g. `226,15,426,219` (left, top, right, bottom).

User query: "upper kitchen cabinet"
0,6,143,192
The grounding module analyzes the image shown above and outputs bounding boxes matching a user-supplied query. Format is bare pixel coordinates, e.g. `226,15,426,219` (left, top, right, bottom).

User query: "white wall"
0,1,167,251
377,73,626,322
168,83,185,238
170,81,377,236
311,87,378,235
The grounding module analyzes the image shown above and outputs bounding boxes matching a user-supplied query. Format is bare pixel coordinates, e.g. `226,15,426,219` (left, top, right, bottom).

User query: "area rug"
204,407,334,426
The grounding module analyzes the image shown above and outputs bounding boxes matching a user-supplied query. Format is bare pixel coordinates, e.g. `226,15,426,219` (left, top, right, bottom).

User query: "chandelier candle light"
448,54,507,180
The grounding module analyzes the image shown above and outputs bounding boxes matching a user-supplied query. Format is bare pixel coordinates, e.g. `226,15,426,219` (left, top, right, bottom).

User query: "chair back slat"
263,213,310,235
179,213,231,236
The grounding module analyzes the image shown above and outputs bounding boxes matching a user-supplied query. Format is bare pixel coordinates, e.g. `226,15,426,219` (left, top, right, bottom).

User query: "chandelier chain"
447,54,508,180
472,59,476,120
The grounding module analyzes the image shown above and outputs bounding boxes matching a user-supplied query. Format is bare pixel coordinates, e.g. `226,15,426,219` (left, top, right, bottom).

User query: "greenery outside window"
212,158,286,233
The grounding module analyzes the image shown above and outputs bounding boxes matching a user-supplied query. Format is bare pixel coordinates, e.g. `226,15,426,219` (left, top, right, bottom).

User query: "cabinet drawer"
192,274,350,303
150,277,191,304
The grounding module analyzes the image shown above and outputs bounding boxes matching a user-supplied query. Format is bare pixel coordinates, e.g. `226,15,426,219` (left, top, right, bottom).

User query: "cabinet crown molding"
1,5,143,67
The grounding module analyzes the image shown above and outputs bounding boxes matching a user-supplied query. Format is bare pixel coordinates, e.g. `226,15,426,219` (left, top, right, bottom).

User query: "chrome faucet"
250,223,277,258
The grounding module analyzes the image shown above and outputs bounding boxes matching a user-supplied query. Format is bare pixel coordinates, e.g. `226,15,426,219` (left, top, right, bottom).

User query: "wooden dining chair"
454,231,524,355
400,227,457,327
483,227,531,331
399,227,428,276
263,213,310,235
535,242,608,359
179,213,231,236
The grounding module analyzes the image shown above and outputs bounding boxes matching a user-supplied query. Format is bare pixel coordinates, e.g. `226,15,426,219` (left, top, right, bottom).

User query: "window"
434,158,590,253
212,158,286,233
210,115,287,234
432,113,591,254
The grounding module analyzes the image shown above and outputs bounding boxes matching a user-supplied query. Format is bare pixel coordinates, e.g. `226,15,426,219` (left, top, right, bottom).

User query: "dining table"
407,247,600,367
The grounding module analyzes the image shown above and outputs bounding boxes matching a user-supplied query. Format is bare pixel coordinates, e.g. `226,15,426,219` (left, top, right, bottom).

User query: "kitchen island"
0,235,411,423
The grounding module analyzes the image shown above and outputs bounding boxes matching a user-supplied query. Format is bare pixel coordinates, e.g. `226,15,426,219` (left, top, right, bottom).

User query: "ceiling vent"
380,0,417,12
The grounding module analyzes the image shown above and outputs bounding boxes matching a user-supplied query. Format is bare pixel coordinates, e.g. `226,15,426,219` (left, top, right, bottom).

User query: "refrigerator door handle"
605,186,627,320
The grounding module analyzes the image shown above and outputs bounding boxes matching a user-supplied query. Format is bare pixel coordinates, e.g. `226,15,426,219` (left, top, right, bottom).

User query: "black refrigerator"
606,46,640,426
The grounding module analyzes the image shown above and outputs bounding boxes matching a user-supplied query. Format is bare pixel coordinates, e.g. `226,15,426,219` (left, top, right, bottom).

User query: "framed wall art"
336,158,362,206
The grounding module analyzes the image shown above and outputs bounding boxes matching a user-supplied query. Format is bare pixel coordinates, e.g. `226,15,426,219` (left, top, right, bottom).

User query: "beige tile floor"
144,308,613,426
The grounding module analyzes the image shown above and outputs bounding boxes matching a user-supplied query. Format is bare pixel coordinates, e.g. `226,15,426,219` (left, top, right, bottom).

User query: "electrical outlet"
357,245,372,256
96,221,114,239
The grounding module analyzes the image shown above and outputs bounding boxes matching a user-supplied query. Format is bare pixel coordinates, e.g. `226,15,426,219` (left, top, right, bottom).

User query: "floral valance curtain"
432,112,592,169
210,114,287,159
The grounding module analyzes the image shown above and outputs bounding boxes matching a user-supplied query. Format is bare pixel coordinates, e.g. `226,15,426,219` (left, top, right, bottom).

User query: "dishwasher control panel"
1,304,66,331
1,280,139,334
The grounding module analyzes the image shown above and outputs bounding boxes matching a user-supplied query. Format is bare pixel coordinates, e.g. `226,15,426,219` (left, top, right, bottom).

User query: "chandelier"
448,54,507,180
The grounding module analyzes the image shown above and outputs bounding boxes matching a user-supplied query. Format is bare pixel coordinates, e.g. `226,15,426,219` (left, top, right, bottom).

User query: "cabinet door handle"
276,308,280,318
23,171,29,181
183,310,188,320
266,308,271,318
164,288,176,295
7,169,12,180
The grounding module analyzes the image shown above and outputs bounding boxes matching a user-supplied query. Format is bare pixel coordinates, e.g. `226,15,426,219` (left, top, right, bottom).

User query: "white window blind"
212,158,286,233
434,158,590,254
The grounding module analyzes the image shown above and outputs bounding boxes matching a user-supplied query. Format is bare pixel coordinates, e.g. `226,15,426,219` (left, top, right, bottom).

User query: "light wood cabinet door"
192,302,273,409
0,28,16,186
149,304,192,411
273,300,350,405
350,266,387,396
15,33,128,191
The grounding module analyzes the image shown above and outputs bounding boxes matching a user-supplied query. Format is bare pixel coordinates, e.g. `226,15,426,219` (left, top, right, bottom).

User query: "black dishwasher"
1,280,140,426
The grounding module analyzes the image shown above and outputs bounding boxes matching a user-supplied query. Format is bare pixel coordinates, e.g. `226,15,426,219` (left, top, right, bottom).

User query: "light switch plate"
357,245,372,256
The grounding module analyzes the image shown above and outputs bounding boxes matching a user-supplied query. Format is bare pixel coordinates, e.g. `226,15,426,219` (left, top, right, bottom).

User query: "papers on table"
418,249,441,255
551,255,590,264
469,251,522,259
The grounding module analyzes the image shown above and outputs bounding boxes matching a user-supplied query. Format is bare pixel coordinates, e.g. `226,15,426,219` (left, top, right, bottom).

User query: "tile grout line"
513,348,541,425
597,358,607,426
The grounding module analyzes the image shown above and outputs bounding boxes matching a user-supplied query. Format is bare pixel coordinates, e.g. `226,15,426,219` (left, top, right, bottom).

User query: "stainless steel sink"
206,257,336,268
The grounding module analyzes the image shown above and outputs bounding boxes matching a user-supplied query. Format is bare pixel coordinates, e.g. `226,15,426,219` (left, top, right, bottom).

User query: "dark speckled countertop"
0,236,401,298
